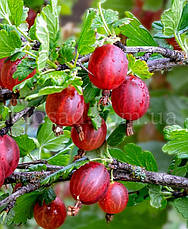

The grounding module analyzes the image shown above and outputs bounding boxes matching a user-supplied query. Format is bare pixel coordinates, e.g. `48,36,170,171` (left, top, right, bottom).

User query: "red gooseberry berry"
74,102,90,125
0,58,6,87
0,135,20,178
0,164,5,188
34,197,67,229
0,58,36,91
111,75,150,121
46,86,85,126
99,182,129,214
88,44,128,90
55,181,72,200
166,37,181,51
70,161,110,205
26,8,37,29
71,119,107,151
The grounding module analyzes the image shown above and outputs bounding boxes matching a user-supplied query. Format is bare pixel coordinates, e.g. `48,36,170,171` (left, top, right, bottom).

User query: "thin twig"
0,183,40,210
114,41,185,61
110,160,188,189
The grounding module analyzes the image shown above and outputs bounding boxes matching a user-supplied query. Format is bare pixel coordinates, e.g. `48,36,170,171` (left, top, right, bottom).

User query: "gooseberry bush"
0,0,188,228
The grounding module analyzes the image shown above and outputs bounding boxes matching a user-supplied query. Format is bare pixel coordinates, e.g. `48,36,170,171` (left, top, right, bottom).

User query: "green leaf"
88,101,102,130
58,38,76,64
0,0,11,23
24,0,44,8
77,9,96,55
35,12,49,71
37,117,70,153
180,32,188,53
39,187,56,205
12,58,36,81
109,143,158,172
47,147,71,166
40,158,88,186
14,135,36,157
128,54,153,79
8,0,24,26
11,119,25,137
171,165,187,177
121,181,146,192
174,197,188,220
42,0,59,43
8,189,43,224
92,9,119,31
26,86,65,101
28,164,47,172
148,184,167,208
0,105,9,120
161,0,186,36
162,124,188,159
178,3,188,33
107,122,126,146
83,82,100,103
117,11,157,46
0,29,22,58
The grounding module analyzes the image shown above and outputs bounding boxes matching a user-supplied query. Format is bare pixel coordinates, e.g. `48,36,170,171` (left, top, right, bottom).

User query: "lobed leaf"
12,58,37,81
161,0,186,36
37,117,70,153
0,29,22,58
109,143,158,172
128,54,153,79
35,12,49,71
8,0,24,26
14,135,37,157
77,9,96,55
117,11,157,46
174,197,188,220
162,122,188,159
148,184,167,208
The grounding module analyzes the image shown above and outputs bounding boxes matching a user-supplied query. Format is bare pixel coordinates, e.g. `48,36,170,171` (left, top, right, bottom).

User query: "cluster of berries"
45,44,150,154
34,161,129,229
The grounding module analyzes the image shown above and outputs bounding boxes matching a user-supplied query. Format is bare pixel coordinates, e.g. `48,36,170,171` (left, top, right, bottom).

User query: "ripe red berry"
88,44,128,90
111,75,150,121
46,86,85,126
0,164,5,188
34,197,67,229
55,181,72,200
71,119,107,151
26,8,37,29
166,37,181,50
70,162,110,205
99,182,129,214
0,59,36,91
0,58,6,87
75,103,90,125
0,135,20,178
